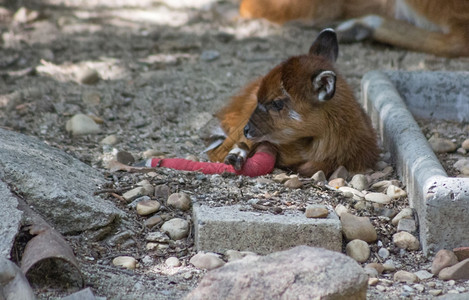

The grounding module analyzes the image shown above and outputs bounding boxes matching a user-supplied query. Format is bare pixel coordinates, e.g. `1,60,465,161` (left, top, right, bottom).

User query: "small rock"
369,166,393,181
328,178,346,188
190,252,225,270
340,212,377,242
284,177,303,189
305,205,329,218
414,270,433,281
116,151,135,165
13,7,40,23
112,256,137,270
161,218,190,240
200,50,220,61
136,180,154,196
165,257,181,267
100,135,119,145
167,192,192,211
462,139,469,150
142,149,165,159
413,284,425,292
397,218,416,233
349,174,368,191
136,200,161,216
338,187,365,201
393,232,420,251
122,187,146,202
353,200,368,210
454,158,469,175
144,215,163,227
376,285,386,292
329,166,348,181
391,208,413,226
365,192,391,204
364,267,378,278
225,250,256,262
368,277,379,286
431,249,459,275
334,204,348,217
185,154,199,161
65,114,100,136
145,231,170,243
154,184,171,200
428,136,457,153
378,248,390,260
457,147,467,155
382,262,396,273
438,259,469,280
393,270,419,283
375,161,388,171
428,289,442,296
311,170,326,182
370,180,393,192
365,263,384,274
453,246,469,261
346,239,370,263
273,173,289,183
386,185,407,199
77,67,100,85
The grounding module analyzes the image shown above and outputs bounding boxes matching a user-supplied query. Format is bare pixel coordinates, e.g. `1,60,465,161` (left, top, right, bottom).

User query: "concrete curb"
193,204,342,255
361,71,469,254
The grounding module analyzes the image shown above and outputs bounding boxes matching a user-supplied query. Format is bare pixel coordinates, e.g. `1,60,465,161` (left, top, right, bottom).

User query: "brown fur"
207,30,379,176
239,0,469,57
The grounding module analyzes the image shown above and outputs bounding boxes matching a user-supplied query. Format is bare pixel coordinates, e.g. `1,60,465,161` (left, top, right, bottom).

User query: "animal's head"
243,28,340,144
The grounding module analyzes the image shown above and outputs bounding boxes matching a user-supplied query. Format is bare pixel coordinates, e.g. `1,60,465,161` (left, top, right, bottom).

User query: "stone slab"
193,204,342,255
0,181,22,259
361,71,469,254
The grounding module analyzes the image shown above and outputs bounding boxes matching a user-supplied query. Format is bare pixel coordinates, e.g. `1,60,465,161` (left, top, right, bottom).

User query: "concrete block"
193,204,342,255
361,71,469,254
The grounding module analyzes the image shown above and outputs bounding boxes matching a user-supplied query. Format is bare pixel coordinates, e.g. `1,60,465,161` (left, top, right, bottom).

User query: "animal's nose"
243,123,250,137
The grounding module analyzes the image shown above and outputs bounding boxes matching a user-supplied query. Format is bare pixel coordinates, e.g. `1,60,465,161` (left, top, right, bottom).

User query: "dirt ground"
1,0,469,299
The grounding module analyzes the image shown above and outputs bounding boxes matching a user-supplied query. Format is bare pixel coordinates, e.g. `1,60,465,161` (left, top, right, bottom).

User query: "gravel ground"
1,0,468,299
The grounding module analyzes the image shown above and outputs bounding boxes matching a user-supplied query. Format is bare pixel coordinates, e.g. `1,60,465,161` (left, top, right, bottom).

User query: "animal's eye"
271,99,284,111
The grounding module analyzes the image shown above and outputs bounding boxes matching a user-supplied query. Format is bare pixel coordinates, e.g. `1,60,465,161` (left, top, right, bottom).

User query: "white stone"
454,158,469,175
346,239,370,263
190,252,225,270
334,204,348,217
311,170,326,182
394,270,419,283
100,135,119,145
414,270,433,281
393,231,420,251
349,174,368,191
428,136,457,153
122,187,146,202
165,257,181,267
386,185,407,199
136,200,161,216
112,256,137,270
391,208,413,226
65,114,100,136
462,139,469,150
161,218,189,240
365,192,391,204
338,187,365,201
378,248,390,259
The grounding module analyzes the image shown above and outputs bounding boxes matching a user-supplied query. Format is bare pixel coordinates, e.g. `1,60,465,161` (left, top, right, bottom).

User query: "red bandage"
149,151,275,177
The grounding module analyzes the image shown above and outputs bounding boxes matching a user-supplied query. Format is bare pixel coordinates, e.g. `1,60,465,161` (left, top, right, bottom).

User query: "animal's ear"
312,70,336,101
309,28,339,62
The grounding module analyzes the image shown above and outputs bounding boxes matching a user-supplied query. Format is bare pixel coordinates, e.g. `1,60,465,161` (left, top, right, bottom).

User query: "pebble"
328,178,346,188
454,158,469,175
369,166,393,181
116,151,135,165
136,180,154,196
167,192,192,211
353,200,368,210
165,257,181,267
462,138,469,150
393,232,420,251
349,174,368,191
340,212,377,242
200,50,220,61
438,259,469,280
112,256,137,270
76,67,100,85
189,252,225,270
365,263,384,274
305,205,329,218
144,215,163,227
453,246,469,261
161,218,190,240
414,270,433,281
378,248,390,259
100,135,119,145
386,185,407,199
431,249,459,275
123,187,146,202
334,204,348,217
329,166,348,181
428,289,442,296
364,267,378,278
136,200,161,216
13,7,40,23
65,114,100,135
273,173,290,183
428,136,458,153
145,231,170,243
311,170,326,182
338,187,365,201
413,284,425,292
154,184,171,200
346,239,370,263
397,218,416,233
370,180,400,192
364,192,391,204
393,270,419,283
284,177,303,189
368,277,379,286
127,196,149,208
382,262,396,272
391,208,413,226
376,285,386,292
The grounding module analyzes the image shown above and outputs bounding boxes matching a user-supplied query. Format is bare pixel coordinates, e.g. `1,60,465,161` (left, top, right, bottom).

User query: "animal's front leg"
224,142,251,171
